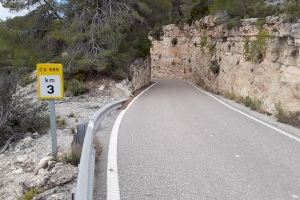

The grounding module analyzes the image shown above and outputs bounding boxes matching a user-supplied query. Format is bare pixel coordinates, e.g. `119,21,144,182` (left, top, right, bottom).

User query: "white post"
49,100,57,157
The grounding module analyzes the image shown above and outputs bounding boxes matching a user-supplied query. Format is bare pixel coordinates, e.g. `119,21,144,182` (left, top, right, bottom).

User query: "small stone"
32,132,41,139
12,168,23,174
16,155,28,163
47,161,56,170
38,168,46,175
54,162,64,167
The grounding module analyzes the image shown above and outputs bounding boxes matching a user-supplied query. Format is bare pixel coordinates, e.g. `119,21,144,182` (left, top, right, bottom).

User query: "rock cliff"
150,15,300,115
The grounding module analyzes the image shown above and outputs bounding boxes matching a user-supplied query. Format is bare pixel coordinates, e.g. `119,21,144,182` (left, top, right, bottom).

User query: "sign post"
37,63,64,157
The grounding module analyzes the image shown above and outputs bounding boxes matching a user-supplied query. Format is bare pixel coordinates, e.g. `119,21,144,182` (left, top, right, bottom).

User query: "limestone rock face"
150,16,300,114
130,57,152,91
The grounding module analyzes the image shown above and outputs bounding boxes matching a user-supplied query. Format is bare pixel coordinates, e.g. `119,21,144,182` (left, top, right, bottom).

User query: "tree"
171,0,184,21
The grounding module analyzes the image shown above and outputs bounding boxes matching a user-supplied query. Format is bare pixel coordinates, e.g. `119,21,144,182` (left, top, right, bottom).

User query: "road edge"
188,82,300,143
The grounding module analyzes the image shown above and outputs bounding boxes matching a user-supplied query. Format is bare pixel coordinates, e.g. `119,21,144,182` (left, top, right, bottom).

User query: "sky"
0,3,28,20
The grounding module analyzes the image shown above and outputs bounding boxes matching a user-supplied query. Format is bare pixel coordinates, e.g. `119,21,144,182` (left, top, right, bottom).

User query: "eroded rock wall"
150,16,300,114
130,57,151,91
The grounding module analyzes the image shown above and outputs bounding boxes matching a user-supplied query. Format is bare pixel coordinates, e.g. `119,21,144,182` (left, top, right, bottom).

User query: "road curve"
115,80,300,200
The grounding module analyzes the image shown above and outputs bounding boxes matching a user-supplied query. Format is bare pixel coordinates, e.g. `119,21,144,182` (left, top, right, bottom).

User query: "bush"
227,17,241,29
18,188,39,200
65,79,89,96
284,0,300,22
135,36,152,58
0,70,48,147
244,96,263,111
112,68,128,81
244,29,270,63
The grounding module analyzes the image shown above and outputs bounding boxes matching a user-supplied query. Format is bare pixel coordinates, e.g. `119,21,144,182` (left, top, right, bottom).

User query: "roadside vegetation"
243,96,264,111
275,102,300,128
244,29,270,63
223,92,300,127
18,188,39,200
61,144,81,166
0,68,48,148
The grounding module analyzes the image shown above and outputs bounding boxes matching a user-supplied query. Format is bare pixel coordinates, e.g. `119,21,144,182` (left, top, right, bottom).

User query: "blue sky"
0,3,28,20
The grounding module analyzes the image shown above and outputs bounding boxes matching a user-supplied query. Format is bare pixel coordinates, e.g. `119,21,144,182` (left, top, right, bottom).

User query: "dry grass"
275,103,300,128
244,96,263,111
61,144,82,166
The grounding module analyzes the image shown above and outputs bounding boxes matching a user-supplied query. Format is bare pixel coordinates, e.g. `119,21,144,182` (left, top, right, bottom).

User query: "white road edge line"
107,82,158,200
189,83,300,143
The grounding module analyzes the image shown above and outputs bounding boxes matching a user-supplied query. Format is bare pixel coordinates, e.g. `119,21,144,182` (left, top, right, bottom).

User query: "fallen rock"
47,161,56,171
34,156,54,175
12,168,23,174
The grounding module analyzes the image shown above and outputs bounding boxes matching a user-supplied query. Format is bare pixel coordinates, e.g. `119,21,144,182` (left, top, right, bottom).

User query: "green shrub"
187,1,210,24
244,96,263,111
244,29,270,63
134,36,152,58
65,79,89,96
255,17,266,29
112,68,128,81
227,17,241,29
18,188,39,200
284,0,300,22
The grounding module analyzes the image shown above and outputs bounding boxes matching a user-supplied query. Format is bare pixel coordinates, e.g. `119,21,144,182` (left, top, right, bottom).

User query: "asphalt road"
115,80,300,200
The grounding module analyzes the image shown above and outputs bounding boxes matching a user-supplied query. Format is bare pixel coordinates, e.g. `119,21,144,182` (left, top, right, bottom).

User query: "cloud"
0,3,28,20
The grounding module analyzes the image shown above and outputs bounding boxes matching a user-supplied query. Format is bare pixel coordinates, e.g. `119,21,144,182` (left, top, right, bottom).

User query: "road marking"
235,154,241,158
291,194,299,199
189,83,300,143
107,83,157,200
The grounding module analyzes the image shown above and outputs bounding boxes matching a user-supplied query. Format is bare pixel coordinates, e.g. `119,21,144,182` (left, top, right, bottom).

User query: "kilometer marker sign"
37,63,64,100
36,63,64,157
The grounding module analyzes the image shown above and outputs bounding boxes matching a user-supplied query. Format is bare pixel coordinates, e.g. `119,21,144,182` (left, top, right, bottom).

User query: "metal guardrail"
73,99,127,200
